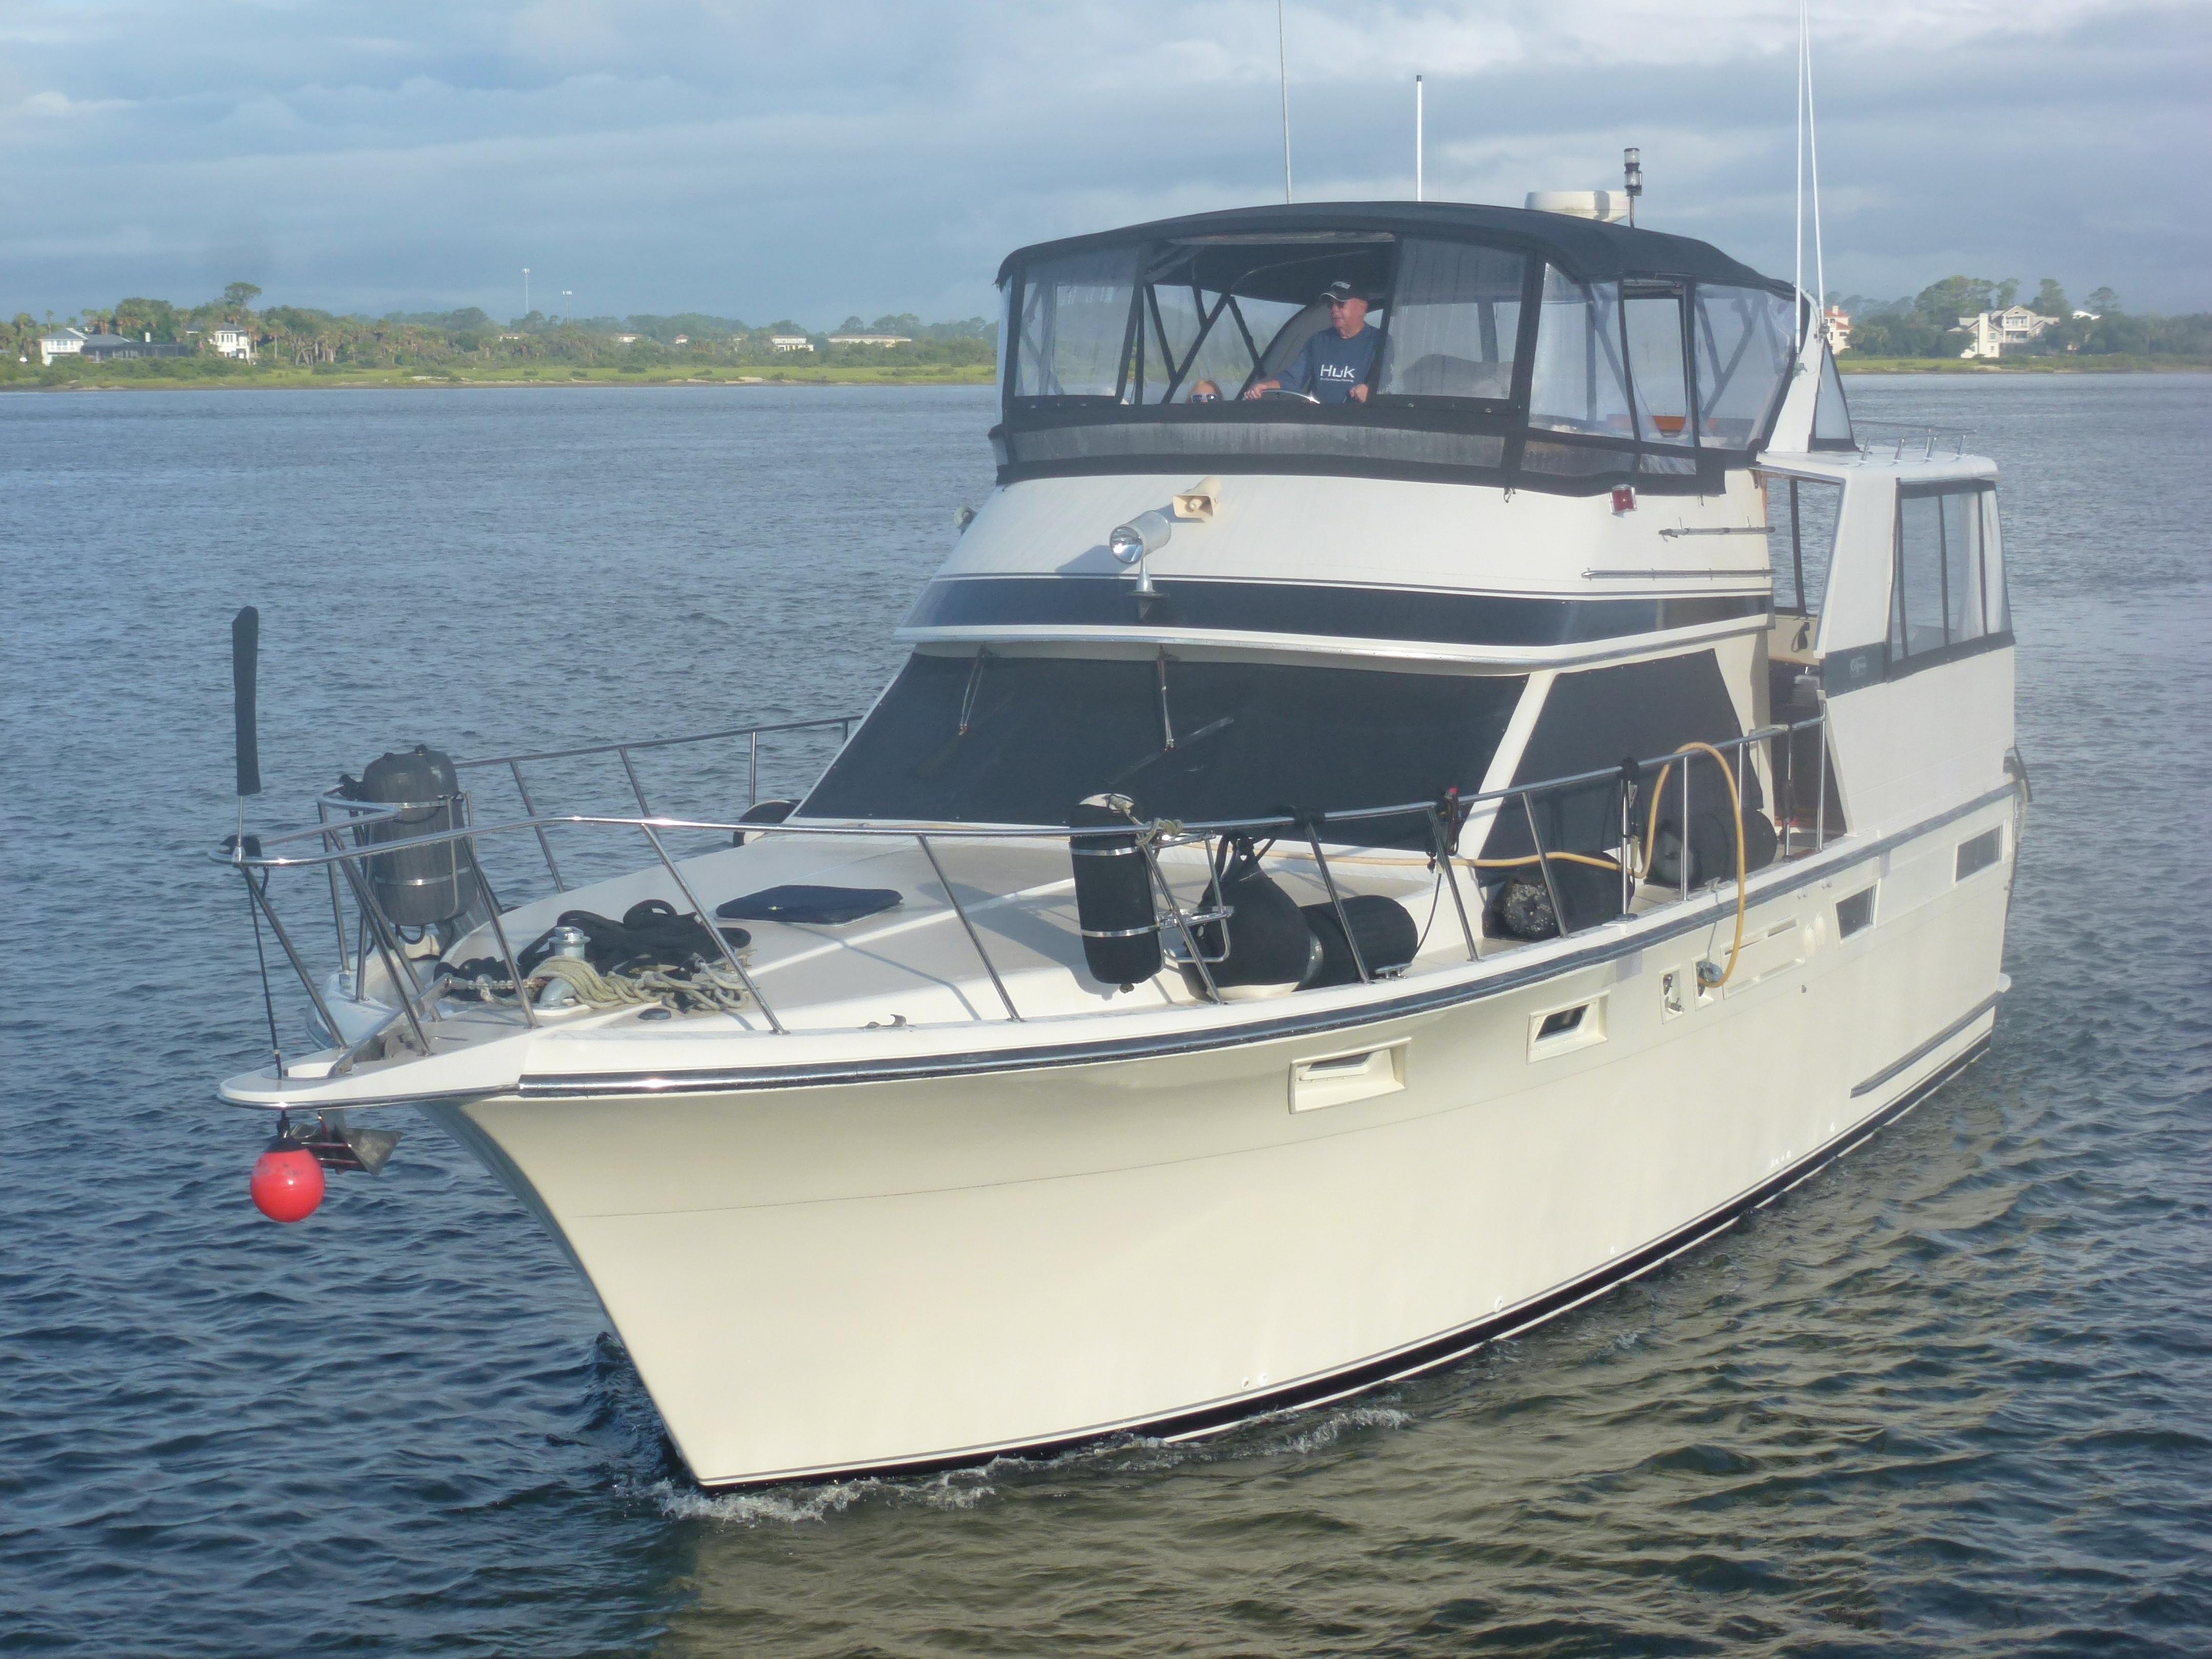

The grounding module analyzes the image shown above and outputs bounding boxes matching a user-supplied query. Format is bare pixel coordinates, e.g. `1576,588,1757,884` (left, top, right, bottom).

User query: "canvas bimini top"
992,200,1808,497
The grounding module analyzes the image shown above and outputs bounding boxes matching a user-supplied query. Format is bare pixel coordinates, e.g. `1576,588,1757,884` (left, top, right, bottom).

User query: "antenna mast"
1805,1,1827,328
1278,0,1293,203
1415,76,1424,202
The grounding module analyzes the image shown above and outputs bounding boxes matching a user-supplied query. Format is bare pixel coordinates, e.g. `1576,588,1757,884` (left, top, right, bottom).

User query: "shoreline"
1,359,2203,394
0,364,997,393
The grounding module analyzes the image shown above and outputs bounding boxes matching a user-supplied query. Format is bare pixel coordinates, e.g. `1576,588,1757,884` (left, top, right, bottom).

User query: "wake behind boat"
212,199,2022,1489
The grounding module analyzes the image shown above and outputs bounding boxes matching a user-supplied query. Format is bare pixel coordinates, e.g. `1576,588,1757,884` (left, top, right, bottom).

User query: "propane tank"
1069,794,1161,990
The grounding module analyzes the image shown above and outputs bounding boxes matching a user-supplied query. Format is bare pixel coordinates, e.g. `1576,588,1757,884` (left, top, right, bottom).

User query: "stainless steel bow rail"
212,712,1833,1073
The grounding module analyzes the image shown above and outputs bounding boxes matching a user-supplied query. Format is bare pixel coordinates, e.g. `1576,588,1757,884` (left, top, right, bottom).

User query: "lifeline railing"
215,711,1834,1073
1848,420,1973,462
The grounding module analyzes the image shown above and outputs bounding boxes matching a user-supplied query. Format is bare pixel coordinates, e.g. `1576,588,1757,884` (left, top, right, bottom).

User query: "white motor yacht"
215,201,2023,1491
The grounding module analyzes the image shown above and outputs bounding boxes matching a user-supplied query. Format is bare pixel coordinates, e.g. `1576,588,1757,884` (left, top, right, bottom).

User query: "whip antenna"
1805,0,1827,332
1278,0,1293,203
1794,2,1805,343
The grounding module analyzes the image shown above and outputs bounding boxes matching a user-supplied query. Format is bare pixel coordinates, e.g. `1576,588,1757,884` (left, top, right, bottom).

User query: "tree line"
1839,276,2211,359
3,286,997,376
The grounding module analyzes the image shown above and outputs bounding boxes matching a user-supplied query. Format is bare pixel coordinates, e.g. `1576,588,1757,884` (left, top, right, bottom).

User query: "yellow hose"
1461,748,1750,979
1673,740,1749,988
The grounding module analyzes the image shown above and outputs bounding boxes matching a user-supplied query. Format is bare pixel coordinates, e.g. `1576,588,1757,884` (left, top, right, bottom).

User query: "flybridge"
993,201,1806,496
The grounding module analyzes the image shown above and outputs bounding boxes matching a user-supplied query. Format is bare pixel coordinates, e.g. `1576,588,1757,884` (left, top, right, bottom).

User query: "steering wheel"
1254,388,1320,403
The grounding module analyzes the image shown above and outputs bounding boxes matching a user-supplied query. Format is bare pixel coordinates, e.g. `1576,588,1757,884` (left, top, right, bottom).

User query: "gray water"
3,378,2208,1656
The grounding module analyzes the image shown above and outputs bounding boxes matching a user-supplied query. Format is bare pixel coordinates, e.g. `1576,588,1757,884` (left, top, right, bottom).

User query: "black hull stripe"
903,575,1768,649
696,1033,1993,1493
1852,992,2001,1097
518,783,2018,1099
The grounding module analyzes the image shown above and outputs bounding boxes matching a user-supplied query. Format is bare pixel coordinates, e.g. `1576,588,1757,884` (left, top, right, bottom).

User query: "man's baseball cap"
1319,280,1361,305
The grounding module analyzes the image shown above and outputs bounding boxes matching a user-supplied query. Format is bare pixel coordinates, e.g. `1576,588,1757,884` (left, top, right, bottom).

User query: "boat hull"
427,802,2014,1489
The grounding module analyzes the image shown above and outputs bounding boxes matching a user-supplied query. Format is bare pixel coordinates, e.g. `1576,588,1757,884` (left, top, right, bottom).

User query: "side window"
1889,484,2000,668
1622,287,1692,445
1377,240,1526,401
1693,285,1796,448
1528,268,1632,436
1010,247,1139,400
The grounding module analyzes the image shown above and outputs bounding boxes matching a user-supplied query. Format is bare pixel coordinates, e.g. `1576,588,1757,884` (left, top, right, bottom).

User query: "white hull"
428,795,2013,1488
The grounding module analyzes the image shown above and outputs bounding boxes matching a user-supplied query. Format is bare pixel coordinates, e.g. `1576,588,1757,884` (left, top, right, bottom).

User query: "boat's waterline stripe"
688,1036,1991,1492
902,575,1769,649
516,782,2018,1099
1851,993,2001,1098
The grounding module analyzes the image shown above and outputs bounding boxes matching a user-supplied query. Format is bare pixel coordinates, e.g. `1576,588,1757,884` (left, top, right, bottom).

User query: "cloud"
0,0,2204,321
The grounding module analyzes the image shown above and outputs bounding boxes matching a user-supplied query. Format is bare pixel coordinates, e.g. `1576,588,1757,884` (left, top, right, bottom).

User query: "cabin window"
1376,240,1526,402
1889,482,2004,671
1762,473,1842,616
1011,247,1139,399
1623,286,1693,445
1695,286,1796,448
803,651,1525,840
1529,269,1632,437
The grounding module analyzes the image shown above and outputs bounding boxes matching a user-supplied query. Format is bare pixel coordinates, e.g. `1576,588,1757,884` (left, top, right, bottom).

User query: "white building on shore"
769,335,814,352
208,326,257,361
38,327,88,366
1957,306,2059,359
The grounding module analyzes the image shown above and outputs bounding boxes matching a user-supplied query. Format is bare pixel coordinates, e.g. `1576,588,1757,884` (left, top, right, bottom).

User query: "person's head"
1320,280,1370,336
1188,378,1223,403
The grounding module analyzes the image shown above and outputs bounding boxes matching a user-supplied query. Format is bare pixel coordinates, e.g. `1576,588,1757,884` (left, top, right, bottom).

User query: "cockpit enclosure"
996,203,1801,497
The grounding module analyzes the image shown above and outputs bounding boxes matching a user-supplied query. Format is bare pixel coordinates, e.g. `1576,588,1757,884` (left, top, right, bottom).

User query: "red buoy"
251,1142,325,1223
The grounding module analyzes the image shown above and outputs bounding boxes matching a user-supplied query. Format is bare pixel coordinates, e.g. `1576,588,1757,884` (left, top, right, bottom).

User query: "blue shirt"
1284,323,1380,403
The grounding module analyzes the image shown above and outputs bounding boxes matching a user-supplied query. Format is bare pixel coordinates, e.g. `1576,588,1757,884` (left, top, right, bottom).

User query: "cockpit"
994,203,1803,496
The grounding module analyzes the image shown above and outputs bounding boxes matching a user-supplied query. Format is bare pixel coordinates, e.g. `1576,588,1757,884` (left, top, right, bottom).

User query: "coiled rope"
443,954,752,1016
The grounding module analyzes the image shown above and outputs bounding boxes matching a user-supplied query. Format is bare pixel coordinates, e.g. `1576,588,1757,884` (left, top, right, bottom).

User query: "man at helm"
1244,280,1377,403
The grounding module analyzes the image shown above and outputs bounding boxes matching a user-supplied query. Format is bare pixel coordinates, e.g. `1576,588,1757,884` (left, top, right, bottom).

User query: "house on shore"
1957,306,2059,359
208,326,258,361
81,333,194,363
769,335,815,352
39,327,88,366
1823,306,1853,352
827,332,912,347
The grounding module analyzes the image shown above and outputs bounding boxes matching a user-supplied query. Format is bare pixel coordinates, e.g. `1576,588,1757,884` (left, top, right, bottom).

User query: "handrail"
210,713,1834,1057
253,720,1824,867
448,715,858,773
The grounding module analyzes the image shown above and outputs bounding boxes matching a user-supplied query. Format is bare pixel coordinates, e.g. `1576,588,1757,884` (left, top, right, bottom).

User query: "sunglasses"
1190,391,1220,402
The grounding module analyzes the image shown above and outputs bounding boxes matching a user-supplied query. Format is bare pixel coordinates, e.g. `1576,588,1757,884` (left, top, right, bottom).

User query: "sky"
2,1,2205,326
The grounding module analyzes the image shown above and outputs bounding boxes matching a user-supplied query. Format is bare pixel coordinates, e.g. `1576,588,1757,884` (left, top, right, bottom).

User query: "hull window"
802,652,1524,839
1836,887,1876,937
1955,826,2003,881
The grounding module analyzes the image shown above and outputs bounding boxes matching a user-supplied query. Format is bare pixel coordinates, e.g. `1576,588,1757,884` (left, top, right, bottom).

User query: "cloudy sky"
3,1,2204,325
